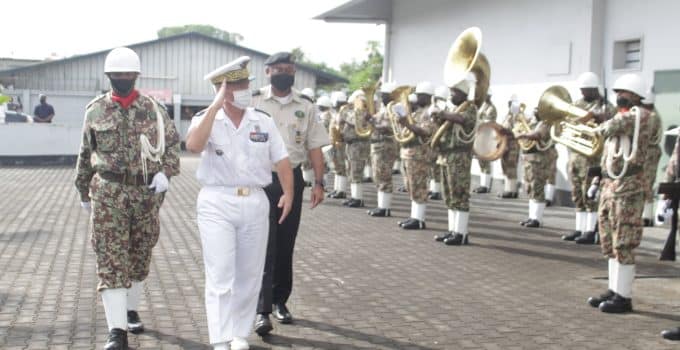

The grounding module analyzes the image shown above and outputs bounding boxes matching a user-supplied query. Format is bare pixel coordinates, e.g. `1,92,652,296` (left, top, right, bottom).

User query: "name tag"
250,132,269,142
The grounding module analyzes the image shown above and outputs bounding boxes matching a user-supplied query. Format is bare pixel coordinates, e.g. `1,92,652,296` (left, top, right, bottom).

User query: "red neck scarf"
111,90,139,109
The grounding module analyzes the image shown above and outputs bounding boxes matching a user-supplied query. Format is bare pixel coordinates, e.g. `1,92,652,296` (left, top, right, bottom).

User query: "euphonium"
354,82,379,139
511,103,537,151
387,85,416,144
537,85,604,157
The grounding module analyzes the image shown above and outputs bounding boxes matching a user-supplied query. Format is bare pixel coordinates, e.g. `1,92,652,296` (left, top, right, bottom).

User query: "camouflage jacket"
399,106,435,160
435,102,478,152
75,93,180,201
477,101,497,123
370,105,394,139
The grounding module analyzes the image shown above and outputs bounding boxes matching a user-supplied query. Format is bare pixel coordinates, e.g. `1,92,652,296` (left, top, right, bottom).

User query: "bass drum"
473,121,507,161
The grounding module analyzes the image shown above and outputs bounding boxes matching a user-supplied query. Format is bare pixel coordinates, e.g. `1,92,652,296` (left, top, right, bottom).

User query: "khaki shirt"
253,85,329,168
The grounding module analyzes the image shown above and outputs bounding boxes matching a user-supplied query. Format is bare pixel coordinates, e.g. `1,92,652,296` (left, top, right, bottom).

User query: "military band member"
586,73,652,314
544,144,558,206
419,83,442,201
473,90,498,193
498,96,522,198
342,90,371,207
562,72,615,243
431,80,478,245
395,82,437,229
367,82,399,217
396,93,421,193
327,91,349,199
641,89,663,226
75,47,180,350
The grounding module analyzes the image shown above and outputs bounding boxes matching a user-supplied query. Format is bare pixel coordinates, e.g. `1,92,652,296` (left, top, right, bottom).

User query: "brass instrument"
387,85,417,144
537,85,604,157
353,82,380,139
511,103,537,151
473,121,508,161
431,27,491,148
329,105,348,147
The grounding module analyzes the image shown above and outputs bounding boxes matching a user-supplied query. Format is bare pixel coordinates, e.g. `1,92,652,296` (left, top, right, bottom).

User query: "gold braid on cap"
211,68,250,84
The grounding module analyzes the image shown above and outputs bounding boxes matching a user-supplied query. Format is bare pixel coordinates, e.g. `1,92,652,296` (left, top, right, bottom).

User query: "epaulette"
254,108,271,118
85,93,108,110
193,108,208,118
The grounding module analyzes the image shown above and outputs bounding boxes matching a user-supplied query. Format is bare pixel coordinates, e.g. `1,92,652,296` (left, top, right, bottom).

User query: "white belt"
207,186,263,197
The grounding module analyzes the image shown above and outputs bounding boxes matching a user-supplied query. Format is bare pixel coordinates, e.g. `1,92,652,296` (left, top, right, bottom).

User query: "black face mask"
271,74,295,91
382,96,392,106
616,96,632,109
110,78,135,96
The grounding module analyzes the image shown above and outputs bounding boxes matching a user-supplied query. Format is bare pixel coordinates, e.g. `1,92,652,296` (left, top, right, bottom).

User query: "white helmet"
316,95,332,108
408,93,417,104
434,85,450,100
380,82,398,94
452,80,471,95
348,90,365,104
331,91,347,105
612,73,646,98
642,86,655,104
415,81,434,95
301,87,315,99
577,72,600,88
104,47,141,73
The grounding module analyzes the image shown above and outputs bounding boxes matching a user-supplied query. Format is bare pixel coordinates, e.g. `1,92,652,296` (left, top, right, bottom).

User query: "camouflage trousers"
347,141,370,183
522,152,548,201
90,174,164,291
545,147,558,185
331,143,347,176
643,146,662,202
440,151,473,211
478,159,492,174
429,151,442,184
402,151,429,204
501,139,520,180
568,153,599,212
371,139,398,193
598,180,644,264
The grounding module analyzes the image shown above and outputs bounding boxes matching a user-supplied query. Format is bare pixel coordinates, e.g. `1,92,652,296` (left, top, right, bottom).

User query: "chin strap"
140,99,166,184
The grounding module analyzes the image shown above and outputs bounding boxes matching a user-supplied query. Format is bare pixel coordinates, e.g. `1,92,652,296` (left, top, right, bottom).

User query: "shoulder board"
193,108,208,118
85,94,108,110
254,108,271,118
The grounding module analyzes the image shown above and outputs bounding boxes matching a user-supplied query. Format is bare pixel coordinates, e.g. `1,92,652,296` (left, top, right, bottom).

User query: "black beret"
264,52,295,66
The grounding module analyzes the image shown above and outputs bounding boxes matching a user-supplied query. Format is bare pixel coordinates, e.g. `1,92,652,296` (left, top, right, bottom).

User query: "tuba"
354,82,379,139
430,27,490,148
537,85,604,157
387,85,417,144
329,105,349,147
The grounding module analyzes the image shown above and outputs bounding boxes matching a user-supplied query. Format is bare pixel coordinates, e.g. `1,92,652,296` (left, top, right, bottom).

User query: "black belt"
99,171,154,186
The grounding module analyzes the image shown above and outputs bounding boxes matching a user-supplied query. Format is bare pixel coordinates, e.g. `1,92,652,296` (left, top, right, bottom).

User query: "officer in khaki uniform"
499,96,522,198
473,90,498,193
252,52,328,335
327,91,349,199
342,90,371,207
75,47,180,350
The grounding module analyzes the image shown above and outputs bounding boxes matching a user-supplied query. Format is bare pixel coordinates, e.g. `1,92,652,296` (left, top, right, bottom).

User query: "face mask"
230,89,252,110
271,74,295,91
616,96,631,109
382,96,391,106
110,78,135,96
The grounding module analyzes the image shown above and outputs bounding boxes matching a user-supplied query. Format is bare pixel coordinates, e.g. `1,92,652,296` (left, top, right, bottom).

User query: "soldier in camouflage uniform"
544,145,558,206
75,47,180,350
499,96,522,198
561,73,616,244
396,82,436,230
431,80,478,245
426,85,446,201
473,92,498,193
641,91,663,226
367,82,399,217
341,90,371,208
586,73,652,314
327,92,349,199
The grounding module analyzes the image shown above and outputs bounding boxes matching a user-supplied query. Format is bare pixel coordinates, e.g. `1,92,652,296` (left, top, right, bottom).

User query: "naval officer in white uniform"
186,56,294,350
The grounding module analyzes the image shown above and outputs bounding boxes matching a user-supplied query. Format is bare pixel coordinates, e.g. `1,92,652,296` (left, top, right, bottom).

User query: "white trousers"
197,186,270,345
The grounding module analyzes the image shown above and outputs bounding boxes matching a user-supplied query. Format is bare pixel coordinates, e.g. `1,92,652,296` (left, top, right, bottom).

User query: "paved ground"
1,155,680,349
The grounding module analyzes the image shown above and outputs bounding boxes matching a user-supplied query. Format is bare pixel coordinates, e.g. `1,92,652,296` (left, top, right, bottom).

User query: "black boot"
367,208,390,217
562,231,582,241
345,198,364,208
444,233,469,246
363,177,373,183
473,186,489,193
661,327,680,341
127,311,144,334
519,218,532,226
396,186,408,193
498,191,516,199
587,289,615,308
401,219,426,230
428,192,442,200
524,219,540,228
643,218,653,227
104,328,128,350
398,218,414,227
575,231,597,244
545,200,552,207
326,190,337,198
434,231,454,242
342,198,353,206
598,294,633,313
329,191,346,199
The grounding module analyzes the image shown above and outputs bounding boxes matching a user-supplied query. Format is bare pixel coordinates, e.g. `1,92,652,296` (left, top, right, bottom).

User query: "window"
613,38,642,70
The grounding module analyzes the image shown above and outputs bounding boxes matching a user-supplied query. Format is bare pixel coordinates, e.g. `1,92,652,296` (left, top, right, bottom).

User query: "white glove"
657,199,672,222
427,104,441,117
392,103,407,118
586,184,599,200
80,201,91,212
149,172,169,193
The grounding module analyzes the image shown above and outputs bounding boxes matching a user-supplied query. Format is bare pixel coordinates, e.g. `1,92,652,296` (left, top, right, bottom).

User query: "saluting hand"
209,80,227,111
278,193,293,224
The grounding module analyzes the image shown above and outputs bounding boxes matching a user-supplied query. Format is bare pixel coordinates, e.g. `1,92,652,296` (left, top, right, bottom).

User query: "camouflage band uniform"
401,107,435,203
643,109,663,202
370,105,398,192
436,103,478,211
329,109,347,176
522,121,552,202
598,106,652,264
342,106,371,184
501,112,520,180
476,101,498,174
75,93,180,291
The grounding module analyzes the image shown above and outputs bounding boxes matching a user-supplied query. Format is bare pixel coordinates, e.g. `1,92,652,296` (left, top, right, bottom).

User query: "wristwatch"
314,179,326,188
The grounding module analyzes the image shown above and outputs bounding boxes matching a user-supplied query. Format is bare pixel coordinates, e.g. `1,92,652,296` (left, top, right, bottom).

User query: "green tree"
290,46,345,90
157,25,243,44
339,40,383,92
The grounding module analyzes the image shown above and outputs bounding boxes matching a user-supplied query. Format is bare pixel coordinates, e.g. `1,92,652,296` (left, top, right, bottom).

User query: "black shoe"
392,169,400,175
428,192,442,200
127,310,144,334
434,232,454,242
273,304,292,324
444,233,469,246
546,200,552,207
498,191,516,199
398,218,415,227
473,186,489,193
326,190,337,198
346,199,365,208
254,313,273,336
304,181,312,187
599,294,633,313
587,289,615,308
519,218,532,226
401,219,426,230
643,218,653,227
329,191,346,199
562,231,582,241
525,219,540,228
661,327,680,341
367,208,390,217
575,231,597,244
397,186,408,193
363,177,373,183
104,328,128,350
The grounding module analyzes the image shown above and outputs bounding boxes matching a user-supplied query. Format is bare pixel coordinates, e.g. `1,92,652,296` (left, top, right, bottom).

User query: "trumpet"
353,82,380,139
387,85,417,144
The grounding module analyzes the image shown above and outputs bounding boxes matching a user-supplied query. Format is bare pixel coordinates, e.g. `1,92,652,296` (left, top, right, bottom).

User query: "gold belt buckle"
237,187,250,196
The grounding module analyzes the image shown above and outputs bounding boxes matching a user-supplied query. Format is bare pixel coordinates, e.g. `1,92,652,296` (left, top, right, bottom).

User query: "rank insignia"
250,132,269,142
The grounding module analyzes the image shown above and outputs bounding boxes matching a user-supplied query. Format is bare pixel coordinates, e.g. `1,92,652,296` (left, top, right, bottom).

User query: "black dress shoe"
444,233,469,246
599,294,632,313
254,313,273,336
519,218,532,226
473,186,489,193
587,289,615,308
329,191,346,199
575,231,597,244
562,231,582,241
392,169,400,175
104,328,128,350
661,327,680,341
546,200,552,207
524,219,540,228
498,191,516,199
326,190,337,198
434,232,454,242
127,310,144,334
401,219,426,230
346,199,365,208
643,218,653,227
367,208,390,217
273,304,292,324
363,177,373,183
428,192,442,200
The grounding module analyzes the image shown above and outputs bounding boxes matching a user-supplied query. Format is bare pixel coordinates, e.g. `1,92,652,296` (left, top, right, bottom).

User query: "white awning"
313,0,392,23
